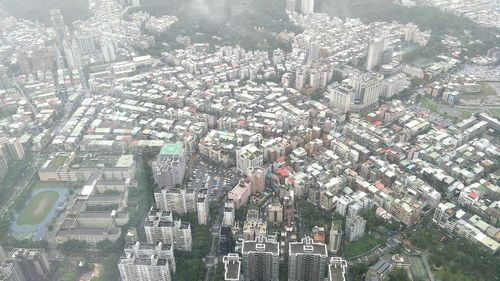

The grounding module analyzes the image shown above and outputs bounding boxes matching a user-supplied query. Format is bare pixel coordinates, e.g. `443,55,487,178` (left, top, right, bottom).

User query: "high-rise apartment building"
236,144,263,172
197,189,209,225
7,249,50,281
124,241,176,273
222,254,241,281
0,146,8,180
223,200,236,226
63,40,81,69
101,38,117,62
243,219,267,241
242,236,280,281
328,221,342,254
144,209,192,251
326,83,353,113
118,254,171,281
152,143,187,189
219,226,235,256
349,73,383,112
345,215,366,242
0,260,25,281
327,257,348,281
366,37,385,71
247,166,266,194
154,188,196,214
75,31,96,54
267,202,283,226
288,237,328,281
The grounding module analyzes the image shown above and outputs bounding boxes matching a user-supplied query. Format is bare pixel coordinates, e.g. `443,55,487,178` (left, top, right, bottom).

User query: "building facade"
288,237,328,281
242,236,280,281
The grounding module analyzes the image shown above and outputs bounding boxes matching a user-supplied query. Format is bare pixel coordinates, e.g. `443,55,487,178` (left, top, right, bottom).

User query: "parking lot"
187,158,239,198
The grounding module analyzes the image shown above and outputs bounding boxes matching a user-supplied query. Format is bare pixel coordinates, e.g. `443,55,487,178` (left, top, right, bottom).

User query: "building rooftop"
223,254,241,281
242,237,279,254
289,237,328,256
160,142,183,155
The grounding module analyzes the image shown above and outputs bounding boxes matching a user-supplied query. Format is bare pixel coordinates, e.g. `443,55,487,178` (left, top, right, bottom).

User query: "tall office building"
144,209,192,251
366,37,385,71
118,253,171,281
152,143,187,189
301,0,315,14
288,237,328,281
242,236,280,281
154,188,196,214
345,215,366,242
327,257,348,281
7,249,50,281
222,254,241,281
328,221,342,254
286,0,296,12
124,241,176,273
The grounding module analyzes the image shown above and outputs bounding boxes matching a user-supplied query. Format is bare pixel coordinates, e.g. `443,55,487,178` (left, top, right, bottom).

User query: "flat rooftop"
289,240,327,256
160,142,183,155
225,259,241,280
242,239,279,254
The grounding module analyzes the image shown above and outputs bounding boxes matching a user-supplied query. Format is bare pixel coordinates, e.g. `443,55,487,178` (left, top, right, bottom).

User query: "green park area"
416,96,439,113
344,235,386,259
16,190,59,225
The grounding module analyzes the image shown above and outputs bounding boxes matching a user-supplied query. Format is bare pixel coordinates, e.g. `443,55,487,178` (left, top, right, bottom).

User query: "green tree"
91,254,120,281
58,240,90,252
96,239,114,252
385,268,410,281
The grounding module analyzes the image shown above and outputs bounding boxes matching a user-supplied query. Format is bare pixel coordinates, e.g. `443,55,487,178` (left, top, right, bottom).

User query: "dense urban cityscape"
0,0,499,280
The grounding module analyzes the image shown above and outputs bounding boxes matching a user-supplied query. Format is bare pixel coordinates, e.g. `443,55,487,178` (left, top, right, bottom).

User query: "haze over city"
0,0,499,281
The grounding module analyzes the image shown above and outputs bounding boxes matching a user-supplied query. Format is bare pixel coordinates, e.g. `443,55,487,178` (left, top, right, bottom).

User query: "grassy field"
47,155,68,169
417,96,439,113
16,191,59,225
434,267,474,281
344,235,385,259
